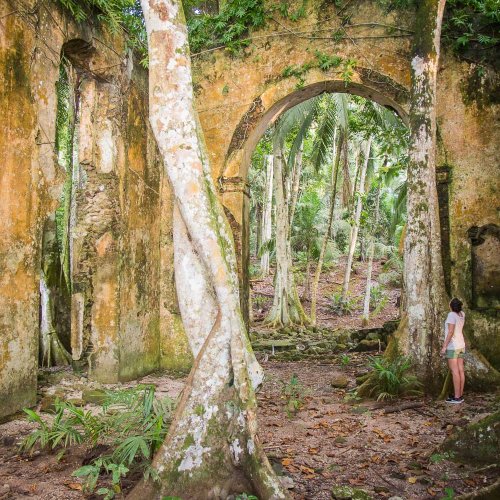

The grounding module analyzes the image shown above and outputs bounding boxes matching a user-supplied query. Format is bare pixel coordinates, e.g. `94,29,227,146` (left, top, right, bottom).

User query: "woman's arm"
441,323,455,355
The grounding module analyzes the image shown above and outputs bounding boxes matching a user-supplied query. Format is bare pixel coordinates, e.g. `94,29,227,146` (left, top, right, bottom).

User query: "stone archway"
217,77,410,324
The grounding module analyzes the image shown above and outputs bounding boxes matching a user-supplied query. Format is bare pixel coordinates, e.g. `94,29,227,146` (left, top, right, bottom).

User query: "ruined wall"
0,0,187,418
192,0,499,367
437,56,500,367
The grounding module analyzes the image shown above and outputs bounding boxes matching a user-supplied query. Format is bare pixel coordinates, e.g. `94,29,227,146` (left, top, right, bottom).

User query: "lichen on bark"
129,1,287,498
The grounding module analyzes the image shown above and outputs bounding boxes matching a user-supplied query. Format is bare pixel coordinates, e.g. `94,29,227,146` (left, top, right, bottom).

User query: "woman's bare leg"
457,358,465,397
447,359,461,398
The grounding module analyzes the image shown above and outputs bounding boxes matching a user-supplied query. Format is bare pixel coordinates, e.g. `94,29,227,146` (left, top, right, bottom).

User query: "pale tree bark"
288,144,303,228
362,185,381,326
404,0,448,387
132,2,286,498
341,138,371,302
310,129,343,325
260,154,273,276
264,141,308,327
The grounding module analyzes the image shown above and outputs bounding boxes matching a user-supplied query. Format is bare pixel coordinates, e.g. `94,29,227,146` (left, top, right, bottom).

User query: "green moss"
160,313,193,373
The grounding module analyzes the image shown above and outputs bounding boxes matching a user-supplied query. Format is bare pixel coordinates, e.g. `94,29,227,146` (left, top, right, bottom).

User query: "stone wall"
0,0,188,419
191,1,499,367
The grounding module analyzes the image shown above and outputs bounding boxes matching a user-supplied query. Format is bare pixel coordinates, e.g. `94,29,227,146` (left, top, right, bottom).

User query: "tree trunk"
255,202,262,258
288,144,303,228
404,0,448,387
132,2,286,498
260,154,273,276
362,185,381,326
302,260,311,302
310,130,343,325
341,139,371,302
264,141,307,327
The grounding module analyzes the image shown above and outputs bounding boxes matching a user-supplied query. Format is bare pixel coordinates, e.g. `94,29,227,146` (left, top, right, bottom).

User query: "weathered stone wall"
0,0,188,418
437,55,500,367
192,0,499,366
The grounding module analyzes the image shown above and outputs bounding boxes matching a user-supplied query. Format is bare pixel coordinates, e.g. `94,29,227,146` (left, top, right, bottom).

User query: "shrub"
361,355,422,401
21,386,174,497
328,291,358,315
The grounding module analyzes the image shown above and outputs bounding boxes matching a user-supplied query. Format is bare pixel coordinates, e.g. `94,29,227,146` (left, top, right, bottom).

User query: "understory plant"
361,355,422,401
280,374,307,417
329,291,358,315
21,386,175,498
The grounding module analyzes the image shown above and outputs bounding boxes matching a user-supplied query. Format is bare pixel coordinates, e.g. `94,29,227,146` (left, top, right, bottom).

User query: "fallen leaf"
281,458,293,466
66,483,82,491
408,477,417,484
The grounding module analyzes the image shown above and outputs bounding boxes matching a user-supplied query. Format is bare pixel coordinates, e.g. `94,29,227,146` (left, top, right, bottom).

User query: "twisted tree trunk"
131,2,286,498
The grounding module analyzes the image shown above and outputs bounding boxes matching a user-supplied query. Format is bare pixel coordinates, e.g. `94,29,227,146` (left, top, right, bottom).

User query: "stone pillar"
219,176,251,328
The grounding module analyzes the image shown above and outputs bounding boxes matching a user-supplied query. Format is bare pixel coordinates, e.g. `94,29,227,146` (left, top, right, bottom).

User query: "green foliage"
339,353,351,366
430,451,456,464
21,386,174,497
362,355,422,401
443,0,499,65
187,0,265,54
369,284,386,310
235,495,259,500
440,487,455,500
314,51,343,71
56,0,148,65
277,0,308,21
329,291,358,315
280,374,307,417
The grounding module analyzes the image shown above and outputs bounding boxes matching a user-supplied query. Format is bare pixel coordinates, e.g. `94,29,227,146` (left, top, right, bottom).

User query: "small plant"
339,353,351,366
314,51,343,72
280,374,307,417
430,451,456,464
21,386,174,497
328,292,358,315
440,487,455,500
361,355,423,401
235,494,259,500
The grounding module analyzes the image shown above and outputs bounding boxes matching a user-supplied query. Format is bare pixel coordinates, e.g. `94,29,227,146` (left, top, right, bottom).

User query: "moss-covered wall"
0,0,190,418
192,0,499,367
437,55,500,368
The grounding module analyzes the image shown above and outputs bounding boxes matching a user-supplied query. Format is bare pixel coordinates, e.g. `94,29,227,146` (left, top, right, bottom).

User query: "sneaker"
446,396,463,404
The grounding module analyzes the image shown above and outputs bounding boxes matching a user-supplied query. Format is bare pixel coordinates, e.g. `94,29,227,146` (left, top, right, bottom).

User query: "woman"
441,298,466,404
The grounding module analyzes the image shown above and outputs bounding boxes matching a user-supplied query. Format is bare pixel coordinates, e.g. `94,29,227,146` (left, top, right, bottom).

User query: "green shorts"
446,348,465,359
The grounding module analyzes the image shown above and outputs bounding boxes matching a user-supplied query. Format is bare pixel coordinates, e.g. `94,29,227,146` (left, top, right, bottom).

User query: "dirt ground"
0,355,498,500
250,256,400,331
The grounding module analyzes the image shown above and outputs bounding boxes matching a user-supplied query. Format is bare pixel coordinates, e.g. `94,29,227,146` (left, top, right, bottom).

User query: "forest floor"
0,358,498,500
0,260,498,499
250,256,400,331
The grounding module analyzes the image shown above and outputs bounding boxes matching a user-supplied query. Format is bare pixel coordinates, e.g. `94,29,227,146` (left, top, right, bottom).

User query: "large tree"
403,0,448,387
131,1,286,498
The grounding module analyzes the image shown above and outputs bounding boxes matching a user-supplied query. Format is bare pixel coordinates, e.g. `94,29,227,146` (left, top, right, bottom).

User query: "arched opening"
222,81,409,329
38,39,96,370
245,89,408,340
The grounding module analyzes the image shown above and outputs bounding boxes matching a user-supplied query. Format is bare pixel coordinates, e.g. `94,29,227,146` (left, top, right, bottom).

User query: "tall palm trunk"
133,2,286,498
310,129,343,325
264,141,307,327
341,138,371,302
260,154,273,276
362,184,381,325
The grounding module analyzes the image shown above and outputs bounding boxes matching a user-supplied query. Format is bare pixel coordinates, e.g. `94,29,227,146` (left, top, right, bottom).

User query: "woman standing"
441,298,466,404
